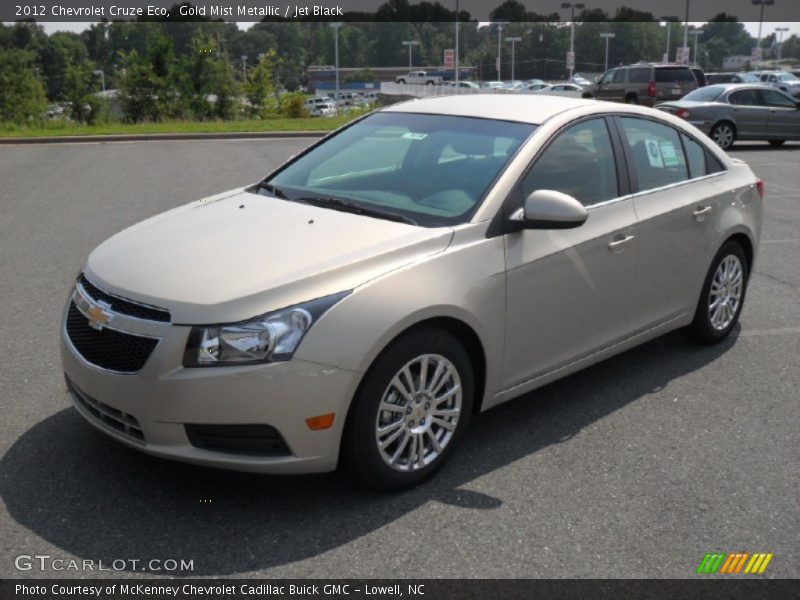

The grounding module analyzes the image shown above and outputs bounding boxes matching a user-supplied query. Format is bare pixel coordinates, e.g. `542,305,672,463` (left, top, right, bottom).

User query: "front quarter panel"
294,222,506,409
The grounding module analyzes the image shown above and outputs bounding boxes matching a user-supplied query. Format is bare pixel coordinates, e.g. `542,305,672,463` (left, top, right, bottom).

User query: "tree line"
1,0,797,125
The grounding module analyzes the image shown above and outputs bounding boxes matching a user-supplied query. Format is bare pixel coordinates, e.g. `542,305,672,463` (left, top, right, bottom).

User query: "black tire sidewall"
342,328,474,491
689,241,749,344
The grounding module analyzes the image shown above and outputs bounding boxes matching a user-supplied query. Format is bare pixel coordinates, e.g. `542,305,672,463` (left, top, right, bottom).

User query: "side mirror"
511,189,588,230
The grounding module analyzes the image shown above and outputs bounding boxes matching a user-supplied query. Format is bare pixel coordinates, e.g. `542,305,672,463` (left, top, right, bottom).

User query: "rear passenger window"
628,68,650,83
619,118,689,191
613,70,626,83
681,134,707,179
522,118,618,206
729,89,762,106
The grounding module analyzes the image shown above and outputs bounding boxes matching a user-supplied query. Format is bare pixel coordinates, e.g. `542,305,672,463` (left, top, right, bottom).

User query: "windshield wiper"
253,181,288,199
293,196,418,226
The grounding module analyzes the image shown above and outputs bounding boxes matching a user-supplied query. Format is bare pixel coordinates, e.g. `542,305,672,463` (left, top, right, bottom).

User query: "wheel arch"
725,232,754,272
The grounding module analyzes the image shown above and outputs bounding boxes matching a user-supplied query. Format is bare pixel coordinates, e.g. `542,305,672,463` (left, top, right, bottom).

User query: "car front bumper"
61,307,362,474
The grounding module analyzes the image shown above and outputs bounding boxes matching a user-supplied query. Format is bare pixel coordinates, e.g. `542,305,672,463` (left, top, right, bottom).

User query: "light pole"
562,3,585,79
330,22,342,113
454,0,460,84
401,41,419,69
92,69,105,92
689,29,703,67
776,26,789,65
662,17,675,63
683,0,690,59
495,22,508,80
505,37,522,81
752,0,775,68
599,33,615,73
240,55,247,82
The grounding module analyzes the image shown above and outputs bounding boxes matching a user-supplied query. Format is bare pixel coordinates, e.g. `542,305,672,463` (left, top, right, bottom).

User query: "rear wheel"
686,241,748,344
710,122,736,150
769,139,786,147
341,328,473,491
426,80,434,86
625,94,638,104
397,79,405,85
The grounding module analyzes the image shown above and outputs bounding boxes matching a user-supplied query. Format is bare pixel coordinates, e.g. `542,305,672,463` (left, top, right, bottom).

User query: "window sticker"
645,139,664,168
402,132,428,140
659,141,680,166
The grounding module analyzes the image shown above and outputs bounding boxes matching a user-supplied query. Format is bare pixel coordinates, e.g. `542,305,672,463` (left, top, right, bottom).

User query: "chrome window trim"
584,171,727,211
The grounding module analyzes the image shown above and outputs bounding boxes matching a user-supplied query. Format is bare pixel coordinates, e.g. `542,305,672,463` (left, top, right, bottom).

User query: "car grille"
66,302,158,373
78,274,171,323
185,424,291,456
66,376,145,443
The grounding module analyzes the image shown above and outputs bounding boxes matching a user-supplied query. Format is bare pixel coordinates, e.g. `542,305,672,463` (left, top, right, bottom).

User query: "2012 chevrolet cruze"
62,95,763,490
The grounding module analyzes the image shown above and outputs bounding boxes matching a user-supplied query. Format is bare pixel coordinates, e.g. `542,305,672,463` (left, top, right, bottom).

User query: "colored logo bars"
697,552,774,574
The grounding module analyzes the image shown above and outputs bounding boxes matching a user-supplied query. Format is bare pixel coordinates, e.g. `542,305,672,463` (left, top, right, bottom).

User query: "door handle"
608,234,635,252
693,206,713,221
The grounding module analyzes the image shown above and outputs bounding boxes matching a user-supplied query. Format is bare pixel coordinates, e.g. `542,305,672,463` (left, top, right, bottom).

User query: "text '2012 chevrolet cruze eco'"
62,95,763,490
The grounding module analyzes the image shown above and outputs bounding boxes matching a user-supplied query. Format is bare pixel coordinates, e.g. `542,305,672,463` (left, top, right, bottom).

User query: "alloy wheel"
708,254,744,331
374,354,462,472
713,125,734,149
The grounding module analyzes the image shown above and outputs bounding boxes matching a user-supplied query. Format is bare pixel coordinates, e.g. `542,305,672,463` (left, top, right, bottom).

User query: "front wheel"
341,328,474,491
769,140,786,147
710,122,736,150
685,241,749,344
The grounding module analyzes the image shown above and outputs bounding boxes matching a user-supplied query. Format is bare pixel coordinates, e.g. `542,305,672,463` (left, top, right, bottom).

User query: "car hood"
84,188,453,324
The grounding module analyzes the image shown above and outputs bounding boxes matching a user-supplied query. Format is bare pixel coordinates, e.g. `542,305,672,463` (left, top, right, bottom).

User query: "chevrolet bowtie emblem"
86,304,112,330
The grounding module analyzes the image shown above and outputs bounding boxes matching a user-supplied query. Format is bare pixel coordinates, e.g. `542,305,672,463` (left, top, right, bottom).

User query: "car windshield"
777,73,799,82
738,73,759,82
262,112,536,227
683,86,725,101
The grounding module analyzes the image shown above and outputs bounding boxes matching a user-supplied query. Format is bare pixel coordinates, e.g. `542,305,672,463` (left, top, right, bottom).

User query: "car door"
595,69,619,101
760,88,800,139
502,117,637,389
726,88,769,139
615,116,723,332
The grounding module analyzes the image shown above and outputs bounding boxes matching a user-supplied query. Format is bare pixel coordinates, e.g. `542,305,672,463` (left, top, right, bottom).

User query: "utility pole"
495,22,507,80
455,0,460,84
776,26,789,65
506,37,522,81
662,17,676,63
600,33,615,73
330,22,342,114
562,3,586,79
402,40,419,69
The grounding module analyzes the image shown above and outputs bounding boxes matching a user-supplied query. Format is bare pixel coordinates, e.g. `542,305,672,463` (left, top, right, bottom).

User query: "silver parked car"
656,83,800,149
62,96,763,490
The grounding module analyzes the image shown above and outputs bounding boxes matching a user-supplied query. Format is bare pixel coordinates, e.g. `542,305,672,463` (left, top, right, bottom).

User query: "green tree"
0,49,47,123
244,50,277,117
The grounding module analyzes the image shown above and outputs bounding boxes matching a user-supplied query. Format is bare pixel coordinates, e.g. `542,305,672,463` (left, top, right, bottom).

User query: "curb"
0,131,329,145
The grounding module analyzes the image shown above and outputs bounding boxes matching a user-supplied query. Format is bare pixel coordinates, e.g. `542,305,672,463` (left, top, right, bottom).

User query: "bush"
0,49,47,123
280,92,309,118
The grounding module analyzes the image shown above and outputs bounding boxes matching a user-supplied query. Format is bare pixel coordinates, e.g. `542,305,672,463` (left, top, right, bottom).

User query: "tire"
625,94,638,104
397,79,405,85
769,140,786,147
341,328,474,491
426,80,434,86
710,122,736,150
685,240,749,345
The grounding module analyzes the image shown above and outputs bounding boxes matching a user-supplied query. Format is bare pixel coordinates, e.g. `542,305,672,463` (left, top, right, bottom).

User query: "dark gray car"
586,64,698,107
656,83,800,150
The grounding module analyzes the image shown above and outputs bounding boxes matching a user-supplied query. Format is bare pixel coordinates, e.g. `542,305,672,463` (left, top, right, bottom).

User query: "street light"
662,17,676,63
506,37,522,81
92,69,105,92
752,0,775,68
561,3,585,78
454,0,460,84
599,32,615,73
776,26,790,64
330,22,343,114
494,22,508,80
689,29,703,67
401,41,419,69
683,0,690,59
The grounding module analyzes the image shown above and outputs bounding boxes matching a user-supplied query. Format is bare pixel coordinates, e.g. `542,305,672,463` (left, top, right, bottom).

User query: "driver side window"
521,118,619,207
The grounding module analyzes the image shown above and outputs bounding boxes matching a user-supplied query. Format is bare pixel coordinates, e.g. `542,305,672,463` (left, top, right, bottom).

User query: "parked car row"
304,91,378,116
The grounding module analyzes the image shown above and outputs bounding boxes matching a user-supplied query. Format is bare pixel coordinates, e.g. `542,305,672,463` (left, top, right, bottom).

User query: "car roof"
383,95,604,125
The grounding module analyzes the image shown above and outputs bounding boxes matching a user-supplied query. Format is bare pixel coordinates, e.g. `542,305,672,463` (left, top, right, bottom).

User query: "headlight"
183,291,349,367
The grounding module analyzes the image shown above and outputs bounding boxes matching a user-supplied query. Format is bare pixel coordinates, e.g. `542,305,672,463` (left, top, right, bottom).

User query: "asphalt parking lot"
0,138,797,579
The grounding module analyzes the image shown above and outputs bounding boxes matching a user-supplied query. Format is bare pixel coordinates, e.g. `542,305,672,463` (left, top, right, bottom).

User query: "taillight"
676,108,691,119
755,178,765,199
648,81,656,97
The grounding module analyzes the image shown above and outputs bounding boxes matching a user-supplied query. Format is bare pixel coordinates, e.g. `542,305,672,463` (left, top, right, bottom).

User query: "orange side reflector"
306,413,335,431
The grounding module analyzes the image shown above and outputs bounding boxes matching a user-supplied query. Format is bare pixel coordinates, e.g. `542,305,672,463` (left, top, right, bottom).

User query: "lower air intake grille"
67,377,145,443
66,302,158,373
185,424,291,456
